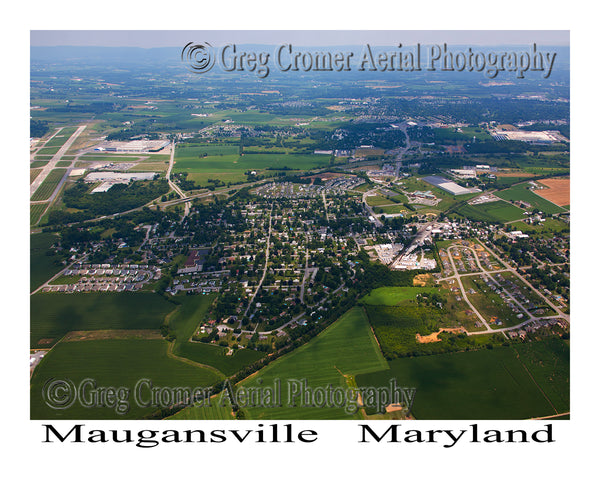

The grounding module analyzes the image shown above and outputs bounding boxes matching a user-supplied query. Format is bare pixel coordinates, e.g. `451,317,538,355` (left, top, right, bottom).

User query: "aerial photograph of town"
29,30,570,421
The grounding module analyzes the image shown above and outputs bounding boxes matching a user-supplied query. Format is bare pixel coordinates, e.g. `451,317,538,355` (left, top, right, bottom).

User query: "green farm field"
455,200,525,223
30,161,48,168
176,144,239,157
30,232,63,291
30,292,176,347
176,152,329,172
355,344,563,419
30,339,222,420
175,146,329,187
31,168,66,201
169,401,234,420
496,183,566,215
513,337,570,413
168,294,265,376
360,286,436,306
195,307,389,420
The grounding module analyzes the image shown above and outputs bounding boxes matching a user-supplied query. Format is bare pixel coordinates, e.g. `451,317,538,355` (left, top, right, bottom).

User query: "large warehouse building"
85,171,157,194
422,175,481,196
94,139,170,153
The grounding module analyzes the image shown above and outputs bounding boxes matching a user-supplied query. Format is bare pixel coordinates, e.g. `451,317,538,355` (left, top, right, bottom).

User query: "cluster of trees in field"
528,265,569,298
494,236,565,267
30,119,50,138
62,179,167,215
50,208,175,253
381,98,569,125
364,303,506,359
307,122,407,150
106,126,160,141
46,101,125,114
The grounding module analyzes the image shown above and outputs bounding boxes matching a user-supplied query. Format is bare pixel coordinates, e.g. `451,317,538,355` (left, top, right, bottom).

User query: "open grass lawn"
36,146,60,156
355,343,562,419
373,205,409,215
31,168,66,201
168,294,265,376
30,339,222,420
366,195,394,207
30,161,48,168
30,168,42,184
30,232,63,292
360,286,436,306
43,127,77,147
30,292,176,347
455,200,525,223
510,218,569,234
187,171,248,186
128,161,168,173
80,154,152,162
496,183,566,215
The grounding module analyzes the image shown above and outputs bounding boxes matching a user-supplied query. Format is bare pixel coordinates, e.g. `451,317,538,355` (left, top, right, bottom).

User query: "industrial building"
93,139,170,153
422,175,481,196
491,130,564,144
85,171,157,193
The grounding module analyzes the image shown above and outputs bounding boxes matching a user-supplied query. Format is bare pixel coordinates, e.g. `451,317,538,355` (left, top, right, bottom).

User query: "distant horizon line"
30,30,570,48
31,43,570,48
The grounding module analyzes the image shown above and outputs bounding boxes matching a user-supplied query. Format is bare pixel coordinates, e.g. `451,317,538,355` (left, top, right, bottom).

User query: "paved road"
394,123,411,176
362,186,383,227
30,127,62,159
243,205,273,328
30,125,86,198
477,239,569,323
438,242,567,337
299,247,310,304
445,245,493,332
31,251,90,295
322,191,330,224
165,142,190,216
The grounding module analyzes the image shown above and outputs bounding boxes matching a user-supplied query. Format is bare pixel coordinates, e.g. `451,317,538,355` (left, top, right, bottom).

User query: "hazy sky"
31,30,569,47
